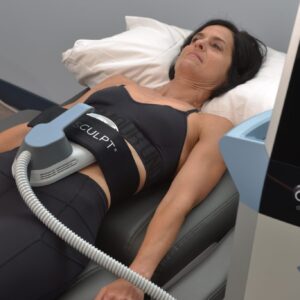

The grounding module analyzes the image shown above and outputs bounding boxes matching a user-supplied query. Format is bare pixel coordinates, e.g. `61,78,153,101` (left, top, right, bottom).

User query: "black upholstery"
58,172,237,300
97,174,238,285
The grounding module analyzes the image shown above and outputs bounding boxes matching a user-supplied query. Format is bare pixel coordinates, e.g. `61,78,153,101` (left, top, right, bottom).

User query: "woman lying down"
0,19,266,300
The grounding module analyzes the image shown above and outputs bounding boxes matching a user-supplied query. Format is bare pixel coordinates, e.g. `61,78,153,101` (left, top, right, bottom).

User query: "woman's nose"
195,39,206,51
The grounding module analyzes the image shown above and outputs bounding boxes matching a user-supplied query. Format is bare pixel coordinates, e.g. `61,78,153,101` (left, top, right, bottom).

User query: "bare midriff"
79,141,146,208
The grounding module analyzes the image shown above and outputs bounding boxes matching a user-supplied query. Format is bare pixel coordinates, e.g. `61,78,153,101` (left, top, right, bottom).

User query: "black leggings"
0,149,108,300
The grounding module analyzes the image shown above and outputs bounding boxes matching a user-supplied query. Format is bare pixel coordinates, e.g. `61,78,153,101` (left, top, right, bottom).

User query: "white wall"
0,0,299,103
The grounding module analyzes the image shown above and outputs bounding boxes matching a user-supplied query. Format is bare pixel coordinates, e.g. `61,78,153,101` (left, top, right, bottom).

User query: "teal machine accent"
220,111,271,211
220,111,271,300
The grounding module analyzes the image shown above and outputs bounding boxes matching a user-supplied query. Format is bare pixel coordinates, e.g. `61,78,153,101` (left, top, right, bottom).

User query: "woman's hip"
0,148,108,299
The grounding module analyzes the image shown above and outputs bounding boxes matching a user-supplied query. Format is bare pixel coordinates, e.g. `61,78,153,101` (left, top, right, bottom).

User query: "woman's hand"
94,279,144,300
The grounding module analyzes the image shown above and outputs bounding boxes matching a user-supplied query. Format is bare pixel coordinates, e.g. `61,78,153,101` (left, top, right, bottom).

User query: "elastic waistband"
77,172,109,213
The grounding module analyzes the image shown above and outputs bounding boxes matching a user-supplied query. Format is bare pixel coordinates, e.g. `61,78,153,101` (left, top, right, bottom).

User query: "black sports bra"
85,85,198,187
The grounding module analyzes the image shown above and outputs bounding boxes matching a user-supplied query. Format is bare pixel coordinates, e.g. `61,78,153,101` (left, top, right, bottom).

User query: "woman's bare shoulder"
195,112,234,136
197,111,233,125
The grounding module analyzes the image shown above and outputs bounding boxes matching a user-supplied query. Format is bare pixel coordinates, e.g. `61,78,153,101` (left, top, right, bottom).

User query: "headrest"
62,16,286,125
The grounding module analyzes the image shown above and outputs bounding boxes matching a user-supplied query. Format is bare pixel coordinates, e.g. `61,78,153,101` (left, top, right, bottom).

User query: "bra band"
27,105,140,202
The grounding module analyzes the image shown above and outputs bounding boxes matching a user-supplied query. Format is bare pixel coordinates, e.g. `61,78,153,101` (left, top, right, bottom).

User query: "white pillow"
62,16,286,125
62,16,191,88
201,47,286,125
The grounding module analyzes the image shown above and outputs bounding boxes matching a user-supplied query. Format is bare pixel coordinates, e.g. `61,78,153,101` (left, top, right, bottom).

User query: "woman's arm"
0,123,30,153
95,115,233,300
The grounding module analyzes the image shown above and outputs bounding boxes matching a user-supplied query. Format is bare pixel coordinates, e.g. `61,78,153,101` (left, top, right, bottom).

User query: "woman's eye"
212,43,222,51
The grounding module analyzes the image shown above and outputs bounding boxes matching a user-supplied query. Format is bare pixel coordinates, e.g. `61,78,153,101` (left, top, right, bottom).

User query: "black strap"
27,105,66,127
90,109,163,187
28,106,139,201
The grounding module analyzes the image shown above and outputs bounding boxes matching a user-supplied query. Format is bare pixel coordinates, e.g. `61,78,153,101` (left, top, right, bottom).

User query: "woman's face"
175,25,234,91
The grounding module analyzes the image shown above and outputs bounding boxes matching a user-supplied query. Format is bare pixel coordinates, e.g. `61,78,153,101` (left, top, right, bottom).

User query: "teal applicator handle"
17,103,94,170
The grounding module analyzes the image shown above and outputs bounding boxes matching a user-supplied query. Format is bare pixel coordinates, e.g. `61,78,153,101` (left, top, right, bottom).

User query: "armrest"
166,230,234,300
0,85,89,132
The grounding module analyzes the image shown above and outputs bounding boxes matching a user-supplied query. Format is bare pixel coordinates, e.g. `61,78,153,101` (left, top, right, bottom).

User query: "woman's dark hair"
169,19,267,99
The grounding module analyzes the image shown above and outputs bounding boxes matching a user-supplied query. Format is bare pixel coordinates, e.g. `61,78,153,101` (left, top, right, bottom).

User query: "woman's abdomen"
79,141,146,207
